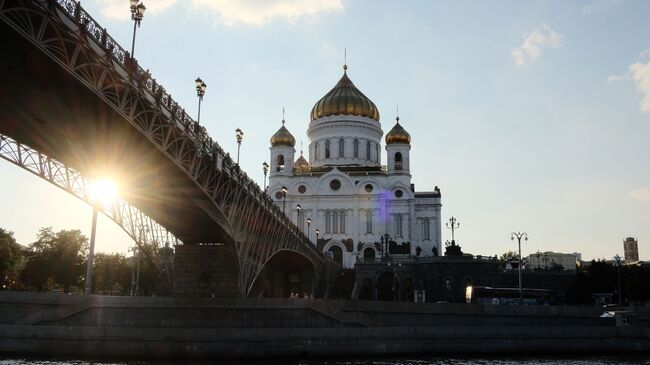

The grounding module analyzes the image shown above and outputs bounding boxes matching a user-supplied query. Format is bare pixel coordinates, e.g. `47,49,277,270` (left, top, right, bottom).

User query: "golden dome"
270,120,296,147
294,152,310,172
385,117,411,144
310,67,380,122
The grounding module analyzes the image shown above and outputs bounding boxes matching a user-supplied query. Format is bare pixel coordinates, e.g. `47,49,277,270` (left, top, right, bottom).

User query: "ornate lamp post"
307,218,312,241
195,77,207,124
315,228,320,242
129,0,146,58
446,216,460,244
262,161,269,190
511,231,528,305
281,186,288,214
235,128,244,164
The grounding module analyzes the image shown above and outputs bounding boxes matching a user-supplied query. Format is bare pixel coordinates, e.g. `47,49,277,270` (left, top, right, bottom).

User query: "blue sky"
2,0,649,260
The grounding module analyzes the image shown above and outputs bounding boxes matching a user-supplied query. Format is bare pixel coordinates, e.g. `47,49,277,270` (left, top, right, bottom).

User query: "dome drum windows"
366,141,371,160
338,138,345,158
353,139,359,158
325,140,331,159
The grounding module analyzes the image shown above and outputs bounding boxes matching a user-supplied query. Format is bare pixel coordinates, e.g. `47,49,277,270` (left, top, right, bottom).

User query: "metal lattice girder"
0,133,180,260
0,0,332,296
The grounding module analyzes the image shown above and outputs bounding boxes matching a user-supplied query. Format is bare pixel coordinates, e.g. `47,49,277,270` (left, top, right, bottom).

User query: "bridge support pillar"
172,244,241,297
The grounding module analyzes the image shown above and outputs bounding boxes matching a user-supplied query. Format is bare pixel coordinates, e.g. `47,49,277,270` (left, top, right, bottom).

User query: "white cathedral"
268,65,442,268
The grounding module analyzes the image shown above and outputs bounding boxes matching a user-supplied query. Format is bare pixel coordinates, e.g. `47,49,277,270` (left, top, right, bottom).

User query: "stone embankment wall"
0,292,648,358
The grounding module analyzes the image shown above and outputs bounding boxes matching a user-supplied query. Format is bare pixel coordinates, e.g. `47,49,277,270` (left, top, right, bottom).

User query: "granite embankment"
0,292,648,358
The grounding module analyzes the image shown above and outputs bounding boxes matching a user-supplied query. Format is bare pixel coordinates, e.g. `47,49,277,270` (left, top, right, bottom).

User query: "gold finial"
282,107,285,125
300,141,304,155
396,104,400,123
343,48,348,73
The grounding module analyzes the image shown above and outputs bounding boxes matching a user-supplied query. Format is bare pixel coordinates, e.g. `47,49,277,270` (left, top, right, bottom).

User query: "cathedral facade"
268,66,442,268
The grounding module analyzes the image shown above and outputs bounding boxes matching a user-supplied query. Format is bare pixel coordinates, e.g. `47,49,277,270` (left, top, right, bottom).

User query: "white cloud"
190,0,344,26
97,0,177,21
607,73,630,83
511,23,563,67
629,61,650,113
639,49,650,60
629,188,650,202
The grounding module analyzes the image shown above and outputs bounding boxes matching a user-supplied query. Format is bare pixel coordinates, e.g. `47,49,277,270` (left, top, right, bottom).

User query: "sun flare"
89,179,118,207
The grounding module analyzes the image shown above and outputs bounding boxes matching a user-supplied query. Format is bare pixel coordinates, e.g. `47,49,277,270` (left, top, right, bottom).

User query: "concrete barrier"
0,291,648,358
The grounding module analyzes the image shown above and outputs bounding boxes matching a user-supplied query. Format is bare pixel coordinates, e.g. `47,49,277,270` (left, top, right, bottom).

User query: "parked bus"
466,286,553,305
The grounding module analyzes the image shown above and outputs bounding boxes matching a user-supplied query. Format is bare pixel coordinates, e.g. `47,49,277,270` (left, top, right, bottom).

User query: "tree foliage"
21,227,88,293
0,228,25,290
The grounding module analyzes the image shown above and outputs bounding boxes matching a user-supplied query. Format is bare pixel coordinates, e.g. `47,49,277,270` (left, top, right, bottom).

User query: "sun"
89,179,118,207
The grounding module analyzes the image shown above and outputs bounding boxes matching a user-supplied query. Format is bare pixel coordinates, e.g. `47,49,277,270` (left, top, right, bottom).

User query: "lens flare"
89,179,118,207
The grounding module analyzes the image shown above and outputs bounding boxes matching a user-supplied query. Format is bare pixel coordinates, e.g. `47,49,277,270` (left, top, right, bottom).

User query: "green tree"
499,250,518,262
21,227,88,293
0,228,25,290
93,253,132,295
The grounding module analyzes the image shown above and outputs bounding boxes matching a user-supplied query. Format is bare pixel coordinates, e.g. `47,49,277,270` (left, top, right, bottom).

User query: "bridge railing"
51,0,320,257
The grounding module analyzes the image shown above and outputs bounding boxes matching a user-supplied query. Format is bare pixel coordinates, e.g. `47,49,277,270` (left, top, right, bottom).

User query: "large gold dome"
270,120,296,147
385,117,411,144
310,68,380,122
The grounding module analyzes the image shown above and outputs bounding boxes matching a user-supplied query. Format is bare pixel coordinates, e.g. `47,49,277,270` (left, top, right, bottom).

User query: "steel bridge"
0,0,332,296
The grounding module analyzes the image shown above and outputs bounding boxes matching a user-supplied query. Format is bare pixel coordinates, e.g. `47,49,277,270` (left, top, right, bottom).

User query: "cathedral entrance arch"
248,250,314,298
360,278,373,300
377,272,394,301
362,247,376,262
327,245,343,265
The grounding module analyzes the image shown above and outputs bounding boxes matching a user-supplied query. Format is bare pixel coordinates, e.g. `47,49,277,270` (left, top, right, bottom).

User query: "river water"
2,357,650,365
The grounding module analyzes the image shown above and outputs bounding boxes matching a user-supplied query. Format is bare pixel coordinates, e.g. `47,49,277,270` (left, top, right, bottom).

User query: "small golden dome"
310,67,380,122
270,120,296,147
385,117,411,144
294,152,310,172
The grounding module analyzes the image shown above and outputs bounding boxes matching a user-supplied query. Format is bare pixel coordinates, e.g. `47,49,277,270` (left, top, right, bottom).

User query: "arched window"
366,140,371,160
338,138,345,158
422,218,430,241
297,209,304,232
325,211,331,234
325,140,331,159
328,245,343,264
363,248,375,262
332,210,339,234
366,210,372,234
314,142,319,160
339,210,345,234
276,154,285,172
353,139,359,158
376,143,380,162
395,214,403,237
395,152,403,170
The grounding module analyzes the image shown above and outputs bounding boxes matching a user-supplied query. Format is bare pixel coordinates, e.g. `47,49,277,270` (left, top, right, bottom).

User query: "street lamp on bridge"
281,186,288,214
235,128,244,164
315,228,320,242
129,0,146,58
296,204,301,227
307,218,312,242
262,161,269,191
195,77,207,124
511,231,528,305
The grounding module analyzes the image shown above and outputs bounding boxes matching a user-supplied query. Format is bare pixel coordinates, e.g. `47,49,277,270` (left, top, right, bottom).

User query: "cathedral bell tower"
269,119,296,177
385,116,411,175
